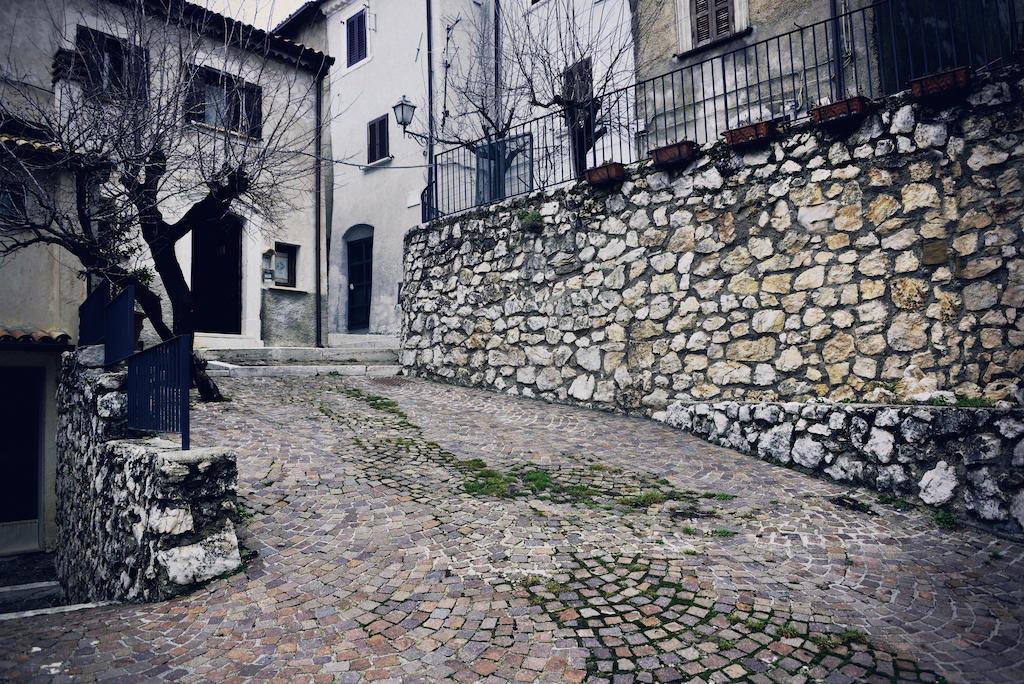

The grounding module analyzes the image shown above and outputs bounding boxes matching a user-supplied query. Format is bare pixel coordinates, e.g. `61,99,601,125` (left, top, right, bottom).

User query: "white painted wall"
320,0,480,337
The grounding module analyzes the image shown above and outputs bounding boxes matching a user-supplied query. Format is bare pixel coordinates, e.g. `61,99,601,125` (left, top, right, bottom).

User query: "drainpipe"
426,0,437,220
314,63,325,348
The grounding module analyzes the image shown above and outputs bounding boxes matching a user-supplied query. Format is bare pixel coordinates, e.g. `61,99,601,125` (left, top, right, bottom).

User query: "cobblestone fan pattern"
55,349,241,603
2,377,1023,682
402,67,1024,411
664,401,1024,537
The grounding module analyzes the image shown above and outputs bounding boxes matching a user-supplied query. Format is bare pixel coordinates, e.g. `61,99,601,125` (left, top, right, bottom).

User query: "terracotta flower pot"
810,96,871,127
910,67,971,100
723,119,783,149
584,162,626,187
650,140,698,169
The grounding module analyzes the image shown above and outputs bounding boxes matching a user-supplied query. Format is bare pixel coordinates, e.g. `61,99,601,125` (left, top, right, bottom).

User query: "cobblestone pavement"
2,376,1023,683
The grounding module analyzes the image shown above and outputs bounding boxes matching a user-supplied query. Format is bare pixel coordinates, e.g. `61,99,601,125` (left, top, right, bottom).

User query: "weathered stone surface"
919,461,958,505
56,351,241,603
402,71,1024,410
664,400,1024,536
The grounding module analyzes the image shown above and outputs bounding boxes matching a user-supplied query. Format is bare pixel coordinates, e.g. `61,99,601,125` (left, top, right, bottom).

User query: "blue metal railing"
431,0,1018,218
78,281,109,346
127,334,192,450
78,281,137,366
104,285,135,366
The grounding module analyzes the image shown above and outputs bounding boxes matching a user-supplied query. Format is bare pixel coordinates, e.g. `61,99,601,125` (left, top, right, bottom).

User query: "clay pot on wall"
910,67,971,101
810,96,872,128
650,140,698,169
723,118,784,149
584,162,627,188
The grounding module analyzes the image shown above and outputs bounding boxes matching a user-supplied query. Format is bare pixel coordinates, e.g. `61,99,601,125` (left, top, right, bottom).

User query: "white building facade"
279,0,638,337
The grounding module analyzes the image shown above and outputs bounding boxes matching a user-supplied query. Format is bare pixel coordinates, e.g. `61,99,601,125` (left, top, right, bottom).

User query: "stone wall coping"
669,400,1024,412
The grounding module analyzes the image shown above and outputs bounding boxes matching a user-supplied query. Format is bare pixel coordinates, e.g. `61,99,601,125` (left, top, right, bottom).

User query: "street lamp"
392,95,417,135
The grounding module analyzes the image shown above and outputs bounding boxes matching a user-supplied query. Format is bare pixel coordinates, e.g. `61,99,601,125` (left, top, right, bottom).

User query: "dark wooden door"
0,367,42,526
192,216,243,335
347,236,373,331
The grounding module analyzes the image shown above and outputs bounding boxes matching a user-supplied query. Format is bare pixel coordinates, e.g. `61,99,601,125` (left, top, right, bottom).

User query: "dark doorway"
0,367,43,528
347,234,373,331
192,215,243,334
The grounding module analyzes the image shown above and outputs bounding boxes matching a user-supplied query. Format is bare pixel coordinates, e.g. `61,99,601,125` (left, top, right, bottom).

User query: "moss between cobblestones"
301,380,950,683
510,553,944,683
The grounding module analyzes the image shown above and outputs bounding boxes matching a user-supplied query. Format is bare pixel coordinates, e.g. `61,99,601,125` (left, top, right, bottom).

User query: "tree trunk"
191,352,224,402
144,229,226,402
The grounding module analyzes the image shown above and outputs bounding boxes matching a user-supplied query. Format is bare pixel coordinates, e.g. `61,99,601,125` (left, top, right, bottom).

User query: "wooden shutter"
377,115,388,159
692,0,734,46
76,27,105,92
184,68,205,122
347,10,367,66
244,83,262,138
713,0,734,39
127,44,149,101
367,115,388,163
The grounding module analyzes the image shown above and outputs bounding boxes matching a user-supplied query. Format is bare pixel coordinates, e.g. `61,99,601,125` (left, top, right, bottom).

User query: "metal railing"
77,281,136,366
77,281,108,346
127,334,192,450
104,285,135,366
431,0,1018,218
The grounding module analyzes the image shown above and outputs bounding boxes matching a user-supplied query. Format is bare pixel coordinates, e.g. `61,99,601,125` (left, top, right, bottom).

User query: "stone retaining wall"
402,66,1024,412
662,401,1024,536
55,347,241,603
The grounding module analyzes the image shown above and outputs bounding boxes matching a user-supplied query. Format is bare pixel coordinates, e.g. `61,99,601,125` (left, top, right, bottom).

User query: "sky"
203,0,309,31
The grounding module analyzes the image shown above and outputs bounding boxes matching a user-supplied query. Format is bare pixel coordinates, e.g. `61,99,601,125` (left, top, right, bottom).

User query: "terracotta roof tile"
0,328,73,345
0,134,62,156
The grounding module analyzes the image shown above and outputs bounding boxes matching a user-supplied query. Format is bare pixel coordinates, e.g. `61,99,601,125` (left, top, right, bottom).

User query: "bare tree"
0,0,330,399
431,0,665,201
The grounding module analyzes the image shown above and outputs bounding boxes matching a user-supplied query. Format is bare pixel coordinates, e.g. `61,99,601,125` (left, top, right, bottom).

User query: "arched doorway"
345,225,373,331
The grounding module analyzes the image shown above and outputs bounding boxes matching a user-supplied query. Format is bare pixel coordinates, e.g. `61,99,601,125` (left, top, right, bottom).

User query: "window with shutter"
691,0,734,47
347,10,368,67
75,26,148,100
367,115,389,163
244,84,263,139
185,67,262,138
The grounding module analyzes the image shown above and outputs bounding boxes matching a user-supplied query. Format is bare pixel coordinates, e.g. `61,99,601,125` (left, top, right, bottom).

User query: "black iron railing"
127,334,192,450
431,0,1018,218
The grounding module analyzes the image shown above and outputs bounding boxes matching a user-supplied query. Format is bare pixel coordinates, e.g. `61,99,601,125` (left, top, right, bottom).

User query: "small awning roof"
0,328,73,347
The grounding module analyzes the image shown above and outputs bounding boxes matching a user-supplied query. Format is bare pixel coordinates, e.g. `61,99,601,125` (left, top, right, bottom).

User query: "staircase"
201,335,401,378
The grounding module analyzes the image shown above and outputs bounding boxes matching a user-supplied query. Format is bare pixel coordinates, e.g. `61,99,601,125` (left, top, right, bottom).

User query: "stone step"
327,333,399,349
0,581,65,615
200,347,398,365
206,363,402,378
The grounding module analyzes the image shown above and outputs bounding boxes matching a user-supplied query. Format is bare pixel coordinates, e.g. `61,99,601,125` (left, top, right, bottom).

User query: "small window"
76,26,148,99
691,0,735,47
347,10,368,66
273,243,298,287
186,67,262,138
367,115,390,164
